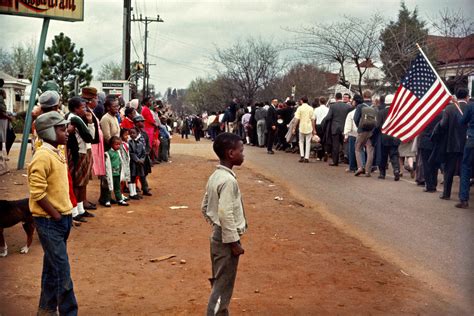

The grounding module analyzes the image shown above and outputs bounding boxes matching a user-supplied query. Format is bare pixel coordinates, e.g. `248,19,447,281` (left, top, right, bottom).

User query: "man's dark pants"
34,215,78,316
207,225,240,316
266,129,276,152
442,153,462,198
380,145,400,176
331,133,343,165
459,147,474,202
420,148,439,191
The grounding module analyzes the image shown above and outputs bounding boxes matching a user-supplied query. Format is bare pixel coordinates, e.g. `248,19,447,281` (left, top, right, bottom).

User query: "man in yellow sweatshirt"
28,111,78,315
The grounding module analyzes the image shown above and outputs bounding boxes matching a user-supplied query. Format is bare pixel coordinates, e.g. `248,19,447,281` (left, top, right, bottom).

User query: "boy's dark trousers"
137,176,149,194
34,215,78,316
207,225,240,316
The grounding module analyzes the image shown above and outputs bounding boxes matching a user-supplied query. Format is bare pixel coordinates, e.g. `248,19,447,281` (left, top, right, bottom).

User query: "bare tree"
288,14,384,94
0,40,36,80
212,37,285,103
96,61,122,80
431,8,473,38
259,63,333,101
429,8,473,92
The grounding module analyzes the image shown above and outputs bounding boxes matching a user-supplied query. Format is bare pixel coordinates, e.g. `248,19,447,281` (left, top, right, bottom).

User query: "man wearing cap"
377,94,401,180
33,91,61,152
28,111,78,315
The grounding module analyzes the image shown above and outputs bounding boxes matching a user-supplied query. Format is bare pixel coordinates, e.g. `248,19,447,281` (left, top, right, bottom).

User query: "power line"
132,13,164,97
148,53,210,73
130,38,141,60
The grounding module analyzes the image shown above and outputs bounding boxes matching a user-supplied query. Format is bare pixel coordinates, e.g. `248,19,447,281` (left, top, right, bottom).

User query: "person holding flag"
381,47,455,143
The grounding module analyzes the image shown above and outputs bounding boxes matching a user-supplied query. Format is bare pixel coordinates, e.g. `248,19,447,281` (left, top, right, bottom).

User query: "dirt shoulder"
0,141,461,315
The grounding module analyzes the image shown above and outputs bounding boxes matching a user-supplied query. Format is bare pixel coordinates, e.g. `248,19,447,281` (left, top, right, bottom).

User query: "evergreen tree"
379,2,429,87
41,33,93,102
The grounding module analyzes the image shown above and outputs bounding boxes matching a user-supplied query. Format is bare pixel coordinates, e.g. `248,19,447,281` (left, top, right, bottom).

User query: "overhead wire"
134,0,144,55
148,53,210,73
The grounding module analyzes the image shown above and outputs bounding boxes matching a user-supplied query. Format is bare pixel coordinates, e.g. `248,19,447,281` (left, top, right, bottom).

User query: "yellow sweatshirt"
28,143,73,217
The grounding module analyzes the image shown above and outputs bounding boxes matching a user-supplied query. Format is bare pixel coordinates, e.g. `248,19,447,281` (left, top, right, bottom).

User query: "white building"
0,71,29,112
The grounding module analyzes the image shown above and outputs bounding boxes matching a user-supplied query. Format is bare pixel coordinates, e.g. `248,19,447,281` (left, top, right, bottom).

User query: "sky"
0,0,472,95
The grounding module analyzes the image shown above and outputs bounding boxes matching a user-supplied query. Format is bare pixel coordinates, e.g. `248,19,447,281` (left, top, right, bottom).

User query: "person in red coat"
121,107,136,130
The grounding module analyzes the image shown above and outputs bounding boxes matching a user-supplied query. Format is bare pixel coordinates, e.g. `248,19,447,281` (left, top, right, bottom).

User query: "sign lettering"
0,0,83,21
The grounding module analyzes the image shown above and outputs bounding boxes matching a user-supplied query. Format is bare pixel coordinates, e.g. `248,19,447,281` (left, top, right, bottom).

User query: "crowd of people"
1,82,472,314
196,89,474,209
31,88,174,225
24,86,177,314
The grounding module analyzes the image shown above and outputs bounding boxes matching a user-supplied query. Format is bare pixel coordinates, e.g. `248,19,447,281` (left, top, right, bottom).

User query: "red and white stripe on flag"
381,53,451,142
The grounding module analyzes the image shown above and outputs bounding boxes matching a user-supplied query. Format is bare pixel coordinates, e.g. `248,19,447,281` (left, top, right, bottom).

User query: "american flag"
381,53,451,142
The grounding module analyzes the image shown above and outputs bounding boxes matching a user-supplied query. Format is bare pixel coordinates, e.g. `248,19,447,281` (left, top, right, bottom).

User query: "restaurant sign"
0,0,84,22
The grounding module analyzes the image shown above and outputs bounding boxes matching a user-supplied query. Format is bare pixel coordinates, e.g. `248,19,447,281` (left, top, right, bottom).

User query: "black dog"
0,199,34,257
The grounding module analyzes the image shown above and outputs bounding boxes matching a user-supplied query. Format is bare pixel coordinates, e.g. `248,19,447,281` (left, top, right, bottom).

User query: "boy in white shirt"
201,132,247,315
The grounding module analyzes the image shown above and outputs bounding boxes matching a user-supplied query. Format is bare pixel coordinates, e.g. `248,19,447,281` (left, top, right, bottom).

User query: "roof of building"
0,70,20,82
357,59,378,68
322,72,339,86
427,34,474,66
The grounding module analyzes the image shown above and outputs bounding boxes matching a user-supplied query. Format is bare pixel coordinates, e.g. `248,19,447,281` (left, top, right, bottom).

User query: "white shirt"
313,105,329,125
344,109,358,137
201,165,247,243
207,115,216,126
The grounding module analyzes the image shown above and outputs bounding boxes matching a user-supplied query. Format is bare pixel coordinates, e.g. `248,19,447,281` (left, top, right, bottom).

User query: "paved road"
174,140,473,310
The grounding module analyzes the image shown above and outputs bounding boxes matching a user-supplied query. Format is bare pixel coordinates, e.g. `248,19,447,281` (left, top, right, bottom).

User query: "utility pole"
131,14,164,98
122,0,132,80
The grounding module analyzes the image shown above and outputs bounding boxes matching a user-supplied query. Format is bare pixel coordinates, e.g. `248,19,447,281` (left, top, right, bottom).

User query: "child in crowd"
128,127,147,200
158,117,170,163
132,115,152,196
201,132,247,315
28,111,78,314
120,128,131,194
104,136,129,207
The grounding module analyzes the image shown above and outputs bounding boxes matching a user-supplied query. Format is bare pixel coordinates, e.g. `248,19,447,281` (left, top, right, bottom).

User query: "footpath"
0,139,463,315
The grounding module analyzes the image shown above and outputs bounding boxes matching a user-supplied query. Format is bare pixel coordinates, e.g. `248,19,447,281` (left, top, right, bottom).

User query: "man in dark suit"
377,94,401,180
419,113,443,192
266,99,278,154
456,95,474,208
439,88,469,200
324,92,351,165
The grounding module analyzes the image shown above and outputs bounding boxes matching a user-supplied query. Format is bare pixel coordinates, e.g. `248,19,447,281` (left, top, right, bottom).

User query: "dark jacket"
138,131,152,174
65,113,95,167
325,101,351,135
266,105,277,129
87,107,100,144
460,101,474,148
377,106,401,147
277,107,294,125
439,102,468,153
418,114,442,150
128,138,146,177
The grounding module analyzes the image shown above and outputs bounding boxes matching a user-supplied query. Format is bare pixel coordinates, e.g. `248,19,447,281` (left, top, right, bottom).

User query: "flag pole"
415,43,463,115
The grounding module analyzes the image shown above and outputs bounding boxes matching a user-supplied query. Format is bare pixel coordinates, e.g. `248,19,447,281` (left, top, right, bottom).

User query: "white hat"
385,94,394,105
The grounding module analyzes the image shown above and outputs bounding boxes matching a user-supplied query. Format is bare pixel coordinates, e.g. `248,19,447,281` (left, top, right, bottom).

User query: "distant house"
427,34,474,96
0,71,29,113
328,59,386,96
